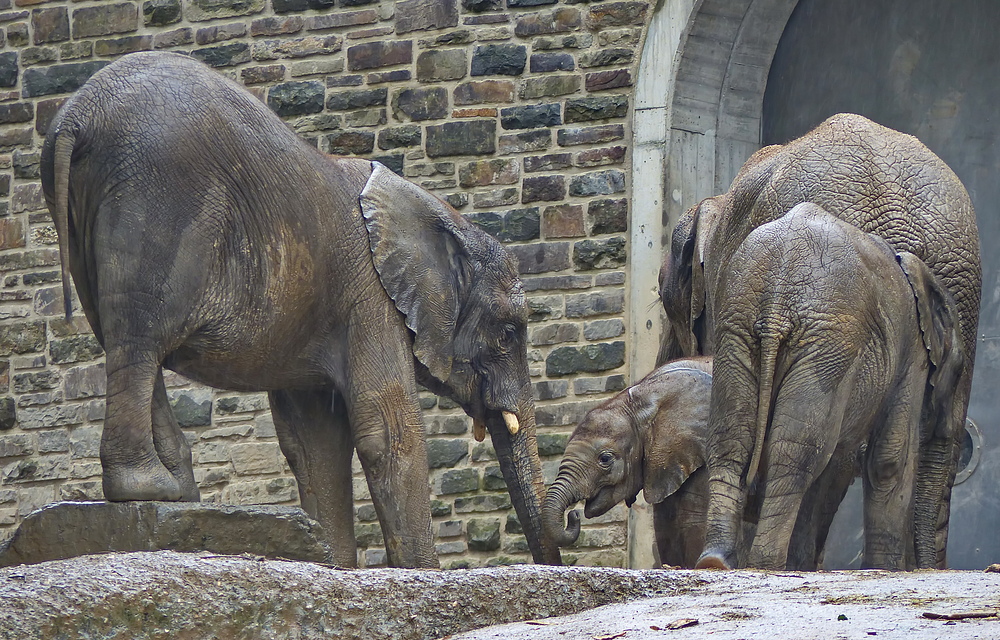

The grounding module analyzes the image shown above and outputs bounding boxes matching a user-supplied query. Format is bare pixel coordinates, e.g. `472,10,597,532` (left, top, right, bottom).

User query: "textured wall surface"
0,0,653,568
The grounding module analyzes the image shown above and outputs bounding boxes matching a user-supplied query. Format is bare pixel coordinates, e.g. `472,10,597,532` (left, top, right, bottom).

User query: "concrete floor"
454,569,1000,640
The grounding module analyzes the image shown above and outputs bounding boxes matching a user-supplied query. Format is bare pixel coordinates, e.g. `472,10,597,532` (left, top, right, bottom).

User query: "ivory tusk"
473,419,487,442
502,411,520,436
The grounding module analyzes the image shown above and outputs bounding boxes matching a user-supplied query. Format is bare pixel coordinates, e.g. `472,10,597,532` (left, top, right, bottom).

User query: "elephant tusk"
473,419,487,442
502,411,520,436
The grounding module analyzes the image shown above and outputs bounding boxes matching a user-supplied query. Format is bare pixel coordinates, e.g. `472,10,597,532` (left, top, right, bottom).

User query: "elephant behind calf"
41,51,561,568
697,203,964,571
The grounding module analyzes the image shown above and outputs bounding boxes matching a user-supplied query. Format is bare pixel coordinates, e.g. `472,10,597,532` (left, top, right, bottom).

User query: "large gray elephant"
40,52,561,568
696,203,964,570
659,114,981,568
542,357,714,568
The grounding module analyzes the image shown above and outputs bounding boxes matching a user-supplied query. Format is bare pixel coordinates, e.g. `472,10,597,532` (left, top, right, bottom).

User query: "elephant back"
708,113,981,366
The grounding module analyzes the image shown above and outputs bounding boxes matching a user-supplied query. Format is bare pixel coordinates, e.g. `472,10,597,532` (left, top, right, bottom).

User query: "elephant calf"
698,203,964,571
543,357,714,568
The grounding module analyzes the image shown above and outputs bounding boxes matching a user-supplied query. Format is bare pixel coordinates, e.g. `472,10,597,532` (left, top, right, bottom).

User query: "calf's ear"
360,162,471,383
643,411,707,504
635,369,712,504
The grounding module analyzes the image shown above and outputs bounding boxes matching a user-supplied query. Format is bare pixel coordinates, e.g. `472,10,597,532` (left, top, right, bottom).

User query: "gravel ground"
0,552,998,639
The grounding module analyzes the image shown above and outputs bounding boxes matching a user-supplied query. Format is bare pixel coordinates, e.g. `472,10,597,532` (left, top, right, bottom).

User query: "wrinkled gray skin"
40,52,562,569
659,114,981,568
695,204,964,571
543,358,714,568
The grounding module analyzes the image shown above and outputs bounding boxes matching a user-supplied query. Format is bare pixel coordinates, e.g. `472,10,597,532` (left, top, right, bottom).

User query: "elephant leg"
863,394,919,570
344,312,436,569
745,379,847,570
786,450,856,570
697,343,759,570
270,388,357,568
654,467,709,568
920,371,972,569
151,369,199,501
101,344,182,502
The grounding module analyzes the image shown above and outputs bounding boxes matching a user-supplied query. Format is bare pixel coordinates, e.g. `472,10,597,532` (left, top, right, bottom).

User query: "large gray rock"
0,554,697,639
0,501,333,567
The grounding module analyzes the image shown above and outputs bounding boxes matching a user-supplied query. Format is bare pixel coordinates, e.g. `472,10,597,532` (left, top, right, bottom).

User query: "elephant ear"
897,251,965,436
660,199,717,359
637,368,713,504
361,161,469,383
688,197,726,354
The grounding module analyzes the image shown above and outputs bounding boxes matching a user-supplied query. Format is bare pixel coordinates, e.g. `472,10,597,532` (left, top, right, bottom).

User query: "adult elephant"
659,113,981,568
697,203,964,570
41,52,561,569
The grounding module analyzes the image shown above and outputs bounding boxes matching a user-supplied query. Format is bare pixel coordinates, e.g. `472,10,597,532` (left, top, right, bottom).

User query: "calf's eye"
598,452,615,467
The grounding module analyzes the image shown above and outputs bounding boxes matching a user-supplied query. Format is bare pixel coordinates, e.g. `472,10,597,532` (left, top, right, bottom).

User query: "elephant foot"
695,550,734,570
167,464,200,502
102,463,183,502
174,473,201,502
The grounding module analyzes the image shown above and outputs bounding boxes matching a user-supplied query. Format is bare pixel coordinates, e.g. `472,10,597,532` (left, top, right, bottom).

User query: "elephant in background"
696,203,964,571
41,52,562,568
542,357,714,568
659,113,980,568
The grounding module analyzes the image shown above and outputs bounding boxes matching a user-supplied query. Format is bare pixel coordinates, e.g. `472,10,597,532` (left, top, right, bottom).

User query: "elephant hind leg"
786,450,857,570
270,388,358,568
151,370,199,501
101,350,182,501
863,390,919,570
746,399,844,570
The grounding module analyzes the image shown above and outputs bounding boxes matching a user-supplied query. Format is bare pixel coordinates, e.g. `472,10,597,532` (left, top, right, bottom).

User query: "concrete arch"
626,0,797,568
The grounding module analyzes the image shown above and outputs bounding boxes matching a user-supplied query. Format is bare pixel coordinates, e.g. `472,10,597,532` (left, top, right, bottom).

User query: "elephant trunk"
542,477,583,547
489,398,563,565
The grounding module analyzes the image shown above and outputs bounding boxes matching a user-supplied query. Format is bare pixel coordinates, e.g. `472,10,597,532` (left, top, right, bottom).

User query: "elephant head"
657,196,725,364
361,162,560,564
543,359,712,546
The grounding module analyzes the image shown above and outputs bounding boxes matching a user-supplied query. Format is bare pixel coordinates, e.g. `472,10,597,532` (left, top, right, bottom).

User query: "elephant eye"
598,452,615,467
500,323,518,341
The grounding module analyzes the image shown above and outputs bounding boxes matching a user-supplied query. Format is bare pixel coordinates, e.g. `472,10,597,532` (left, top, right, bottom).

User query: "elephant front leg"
349,382,437,568
654,467,709,568
101,349,183,501
270,388,358,568
345,317,437,569
151,369,199,501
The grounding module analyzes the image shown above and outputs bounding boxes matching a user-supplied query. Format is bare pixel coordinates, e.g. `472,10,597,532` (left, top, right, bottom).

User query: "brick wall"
0,0,650,569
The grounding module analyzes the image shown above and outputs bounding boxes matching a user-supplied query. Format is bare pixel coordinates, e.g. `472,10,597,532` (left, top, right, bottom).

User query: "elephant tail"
51,128,75,321
745,330,781,490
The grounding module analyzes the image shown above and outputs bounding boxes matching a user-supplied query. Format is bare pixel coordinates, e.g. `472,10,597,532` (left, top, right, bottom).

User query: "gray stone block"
0,501,334,567
466,517,501,551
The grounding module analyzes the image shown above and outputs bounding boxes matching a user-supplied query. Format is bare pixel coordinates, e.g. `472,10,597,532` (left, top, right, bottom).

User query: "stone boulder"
0,501,333,567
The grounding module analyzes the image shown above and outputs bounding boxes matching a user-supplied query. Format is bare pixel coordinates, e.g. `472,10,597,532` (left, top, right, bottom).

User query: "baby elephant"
542,357,713,568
